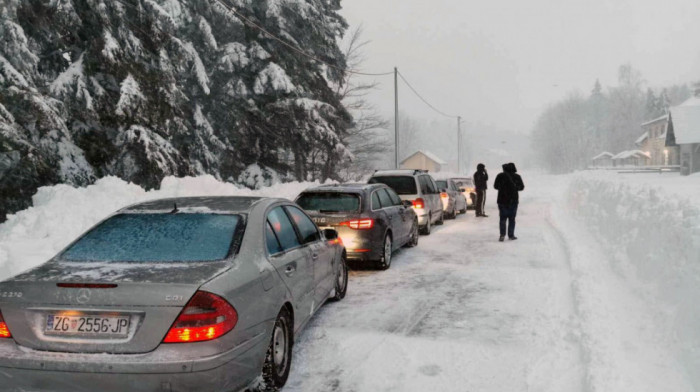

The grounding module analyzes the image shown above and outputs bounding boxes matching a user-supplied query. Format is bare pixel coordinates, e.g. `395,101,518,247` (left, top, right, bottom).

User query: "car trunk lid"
0,262,230,354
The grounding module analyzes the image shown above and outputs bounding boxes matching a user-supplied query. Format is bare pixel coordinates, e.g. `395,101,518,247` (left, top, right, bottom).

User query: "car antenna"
171,203,179,213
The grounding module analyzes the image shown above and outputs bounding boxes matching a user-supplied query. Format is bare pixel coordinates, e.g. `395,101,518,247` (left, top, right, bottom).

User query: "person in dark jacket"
493,162,525,241
473,163,488,217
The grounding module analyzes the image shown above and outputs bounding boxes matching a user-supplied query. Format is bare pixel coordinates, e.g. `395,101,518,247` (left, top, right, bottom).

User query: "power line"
397,70,459,119
212,0,394,77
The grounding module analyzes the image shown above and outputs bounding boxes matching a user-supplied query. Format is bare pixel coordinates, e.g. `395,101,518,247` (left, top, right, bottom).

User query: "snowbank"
566,172,700,386
0,176,323,281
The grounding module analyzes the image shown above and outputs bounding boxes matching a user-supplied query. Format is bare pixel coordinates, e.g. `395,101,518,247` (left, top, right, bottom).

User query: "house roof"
612,150,651,160
591,152,614,160
669,96,700,144
400,150,447,165
641,114,669,127
635,131,649,145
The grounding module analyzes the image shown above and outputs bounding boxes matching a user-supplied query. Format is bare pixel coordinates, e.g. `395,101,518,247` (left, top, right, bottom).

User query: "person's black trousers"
498,203,518,238
475,189,486,216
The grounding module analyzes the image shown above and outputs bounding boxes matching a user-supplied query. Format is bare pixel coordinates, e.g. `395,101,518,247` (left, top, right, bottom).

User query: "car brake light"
339,219,374,230
0,310,11,339
163,291,237,343
412,198,425,209
440,193,449,199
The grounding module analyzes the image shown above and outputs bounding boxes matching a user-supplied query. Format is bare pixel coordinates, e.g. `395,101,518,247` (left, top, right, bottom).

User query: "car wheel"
261,308,293,391
436,210,444,225
331,255,348,301
406,219,419,247
460,204,467,214
379,234,393,270
448,207,457,219
420,214,432,235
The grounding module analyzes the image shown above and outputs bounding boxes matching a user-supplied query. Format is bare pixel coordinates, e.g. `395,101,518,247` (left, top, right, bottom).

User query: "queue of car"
0,170,474,392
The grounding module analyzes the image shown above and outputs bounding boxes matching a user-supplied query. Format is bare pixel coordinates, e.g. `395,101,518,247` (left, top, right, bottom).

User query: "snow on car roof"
122,196,266,213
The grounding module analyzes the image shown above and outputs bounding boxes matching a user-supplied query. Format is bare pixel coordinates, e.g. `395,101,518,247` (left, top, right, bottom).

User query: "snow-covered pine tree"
0,0,351,220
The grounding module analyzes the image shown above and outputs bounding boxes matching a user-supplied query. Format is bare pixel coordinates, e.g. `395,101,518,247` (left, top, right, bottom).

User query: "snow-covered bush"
567,173,700,383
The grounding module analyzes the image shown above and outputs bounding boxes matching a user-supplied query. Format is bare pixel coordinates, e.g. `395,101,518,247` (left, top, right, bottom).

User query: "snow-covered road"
285,177,588,391
285,175,697,392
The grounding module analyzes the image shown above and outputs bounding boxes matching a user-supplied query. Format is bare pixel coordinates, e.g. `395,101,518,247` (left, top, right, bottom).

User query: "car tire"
261,307,293,391
448,207,457,219
331,254,348,301
379,234,393,270
420,214,432,235
436,210,444,225
460,205,467,214
405,219,419,247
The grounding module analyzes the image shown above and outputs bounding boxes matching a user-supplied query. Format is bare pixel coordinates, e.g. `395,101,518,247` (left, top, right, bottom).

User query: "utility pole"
457,116,462,173
394,67,399,169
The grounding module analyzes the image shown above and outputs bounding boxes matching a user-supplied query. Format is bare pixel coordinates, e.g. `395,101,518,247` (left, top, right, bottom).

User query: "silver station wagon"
0,196,348,392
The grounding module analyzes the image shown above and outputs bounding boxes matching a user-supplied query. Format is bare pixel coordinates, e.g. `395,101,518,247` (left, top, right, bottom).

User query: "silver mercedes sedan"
0,196,348,392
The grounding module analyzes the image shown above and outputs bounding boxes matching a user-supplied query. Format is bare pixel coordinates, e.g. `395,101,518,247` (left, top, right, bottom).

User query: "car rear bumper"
336,227,384,262
0,332,268,392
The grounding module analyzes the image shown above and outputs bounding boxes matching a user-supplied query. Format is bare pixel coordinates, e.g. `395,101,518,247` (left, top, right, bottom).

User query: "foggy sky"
341,0,700,133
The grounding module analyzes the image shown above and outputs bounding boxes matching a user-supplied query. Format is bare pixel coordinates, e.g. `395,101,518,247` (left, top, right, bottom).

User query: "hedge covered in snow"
567,173,700,382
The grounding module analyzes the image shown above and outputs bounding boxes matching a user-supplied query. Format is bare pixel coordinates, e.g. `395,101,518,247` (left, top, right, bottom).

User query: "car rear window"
296,192,361,212
454,178,474,188
369,176,417,195
62,214,241,263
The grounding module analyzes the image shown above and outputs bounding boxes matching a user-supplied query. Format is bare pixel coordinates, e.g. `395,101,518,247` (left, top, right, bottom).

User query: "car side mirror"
323,228,339,241
401,200,413,208
459,188,466,192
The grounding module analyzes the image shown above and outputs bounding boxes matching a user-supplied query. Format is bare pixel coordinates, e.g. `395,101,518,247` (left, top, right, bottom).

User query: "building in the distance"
611,150,651,167
400,150,447,172
668,95,700,175
635,114,679,167
591,152,614,168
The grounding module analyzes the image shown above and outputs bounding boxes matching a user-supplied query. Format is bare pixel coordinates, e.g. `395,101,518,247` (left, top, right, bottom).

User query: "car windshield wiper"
319,209,346,213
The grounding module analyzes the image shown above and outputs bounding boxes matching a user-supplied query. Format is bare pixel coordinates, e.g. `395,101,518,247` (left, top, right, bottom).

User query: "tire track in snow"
542,213,592,392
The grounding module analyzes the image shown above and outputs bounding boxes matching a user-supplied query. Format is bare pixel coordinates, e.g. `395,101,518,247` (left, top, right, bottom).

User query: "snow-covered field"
0,171,698,391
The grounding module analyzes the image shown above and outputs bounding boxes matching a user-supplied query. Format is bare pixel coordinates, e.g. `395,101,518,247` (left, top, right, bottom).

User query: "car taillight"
339,219,374,230
412,198,425,209
440,193,448,199
0,310,11,339
163,291,237,343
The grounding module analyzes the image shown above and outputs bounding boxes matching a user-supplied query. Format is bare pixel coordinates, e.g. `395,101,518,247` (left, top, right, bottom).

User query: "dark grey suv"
296,184,419,270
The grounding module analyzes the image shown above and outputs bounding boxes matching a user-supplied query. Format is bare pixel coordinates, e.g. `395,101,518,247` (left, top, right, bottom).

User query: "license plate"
45,314,130,338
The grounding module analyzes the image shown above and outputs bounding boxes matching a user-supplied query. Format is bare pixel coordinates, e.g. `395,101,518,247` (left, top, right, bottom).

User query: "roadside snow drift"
0,176,323,281
566,172,700,388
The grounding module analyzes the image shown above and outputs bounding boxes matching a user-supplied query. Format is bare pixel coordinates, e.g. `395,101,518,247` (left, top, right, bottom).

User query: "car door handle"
312,253,319,261
284,263,297,276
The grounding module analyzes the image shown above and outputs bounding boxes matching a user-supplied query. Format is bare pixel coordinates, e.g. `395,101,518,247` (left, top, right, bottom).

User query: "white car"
369,170,444,235
450,177,477,209
435,178,468,219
